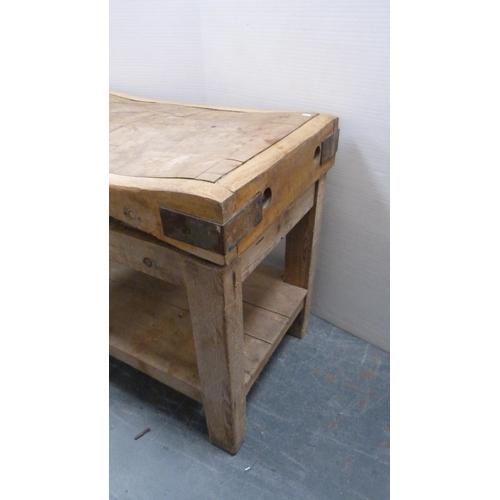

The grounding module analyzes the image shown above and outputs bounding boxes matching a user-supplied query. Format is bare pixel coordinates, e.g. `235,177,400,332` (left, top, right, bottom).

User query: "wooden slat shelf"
109,260,307,403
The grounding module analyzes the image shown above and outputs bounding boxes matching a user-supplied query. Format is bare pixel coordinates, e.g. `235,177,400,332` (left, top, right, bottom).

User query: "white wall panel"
109,0,390,351
109,0,206,103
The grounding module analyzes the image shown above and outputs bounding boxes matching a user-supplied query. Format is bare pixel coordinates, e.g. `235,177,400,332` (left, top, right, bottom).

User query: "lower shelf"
109,260,307,403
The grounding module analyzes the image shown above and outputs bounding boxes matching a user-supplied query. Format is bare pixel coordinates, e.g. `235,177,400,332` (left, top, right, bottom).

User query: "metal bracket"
159,192,263,255
320,128,340,165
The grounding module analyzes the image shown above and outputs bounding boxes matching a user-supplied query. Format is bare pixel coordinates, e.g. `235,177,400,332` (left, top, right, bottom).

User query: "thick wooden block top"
109,92,339,264
110,93,315,181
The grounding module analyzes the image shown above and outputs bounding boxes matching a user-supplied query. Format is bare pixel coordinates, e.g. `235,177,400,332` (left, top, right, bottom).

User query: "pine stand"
109,92,339,454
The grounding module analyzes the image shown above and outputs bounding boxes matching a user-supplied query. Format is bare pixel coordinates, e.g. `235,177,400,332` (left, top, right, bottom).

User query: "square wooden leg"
184,258,246,454
284,175,327,338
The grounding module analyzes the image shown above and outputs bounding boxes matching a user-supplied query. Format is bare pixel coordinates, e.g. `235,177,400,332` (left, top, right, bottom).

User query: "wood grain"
109,93,338,263
184,258,246,454
108,93,338,453
110,93,314,181
239,183,315,280
110,218,186,286
284,176,327,338
109,258,307,450
109,261,201,402
221,114,336,259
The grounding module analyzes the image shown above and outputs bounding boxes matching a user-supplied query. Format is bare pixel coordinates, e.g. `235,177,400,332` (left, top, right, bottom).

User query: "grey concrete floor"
109,315,390,499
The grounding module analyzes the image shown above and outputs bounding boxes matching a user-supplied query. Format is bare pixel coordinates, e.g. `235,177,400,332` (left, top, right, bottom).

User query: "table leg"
284,175,327,338
184,258,246,454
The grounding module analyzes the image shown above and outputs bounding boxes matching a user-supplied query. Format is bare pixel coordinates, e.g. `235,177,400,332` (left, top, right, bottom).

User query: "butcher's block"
109,91,339,454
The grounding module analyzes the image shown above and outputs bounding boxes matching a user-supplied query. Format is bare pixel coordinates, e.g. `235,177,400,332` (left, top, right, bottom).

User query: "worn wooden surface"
284,176,327,338
184,258,246,454
109,262,201,401
109,218,187,286
218,114,334,258
242,266,307,389
239,183,315,280
109,259,306,451
109,92,338,264
109,93,338,454
110,93,315,181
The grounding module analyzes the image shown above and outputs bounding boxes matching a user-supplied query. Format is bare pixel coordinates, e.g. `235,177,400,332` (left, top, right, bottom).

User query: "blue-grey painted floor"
109,315,390,499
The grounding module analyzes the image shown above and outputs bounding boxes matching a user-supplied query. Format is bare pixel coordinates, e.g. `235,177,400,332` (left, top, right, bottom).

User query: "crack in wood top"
110,93,316,182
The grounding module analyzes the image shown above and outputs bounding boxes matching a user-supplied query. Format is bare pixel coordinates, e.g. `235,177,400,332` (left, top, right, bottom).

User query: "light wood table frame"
109,93,338,454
